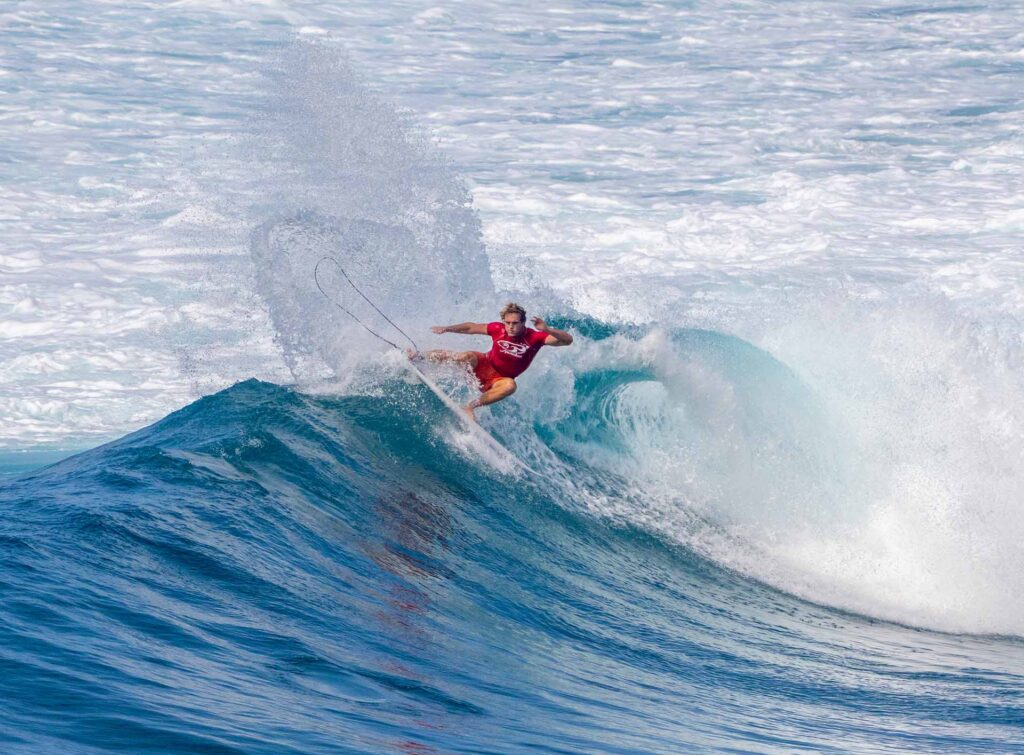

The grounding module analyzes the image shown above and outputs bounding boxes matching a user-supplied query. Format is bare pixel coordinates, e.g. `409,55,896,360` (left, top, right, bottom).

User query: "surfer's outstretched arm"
405,323,486,362
431,322,489,336
532,316,573,346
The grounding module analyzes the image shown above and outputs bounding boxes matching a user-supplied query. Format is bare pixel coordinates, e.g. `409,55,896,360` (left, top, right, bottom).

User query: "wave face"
2,375,1022,753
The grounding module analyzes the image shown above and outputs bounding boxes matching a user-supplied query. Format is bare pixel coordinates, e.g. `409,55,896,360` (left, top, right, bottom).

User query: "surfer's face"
502,315,525,337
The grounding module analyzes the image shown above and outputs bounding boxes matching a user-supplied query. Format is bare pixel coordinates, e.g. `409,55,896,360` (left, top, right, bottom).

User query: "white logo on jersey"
496,339,529,358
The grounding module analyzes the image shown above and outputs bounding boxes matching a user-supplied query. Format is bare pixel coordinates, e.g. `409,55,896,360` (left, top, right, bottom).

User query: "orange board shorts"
472,352,504,392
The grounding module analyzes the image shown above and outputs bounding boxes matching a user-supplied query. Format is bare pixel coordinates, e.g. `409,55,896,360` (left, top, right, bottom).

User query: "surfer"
407,302,573,420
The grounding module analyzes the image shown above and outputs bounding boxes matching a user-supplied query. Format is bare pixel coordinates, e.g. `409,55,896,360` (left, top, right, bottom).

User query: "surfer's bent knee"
495,377,516,396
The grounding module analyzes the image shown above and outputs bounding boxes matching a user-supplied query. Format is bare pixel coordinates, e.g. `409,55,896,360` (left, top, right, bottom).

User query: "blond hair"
500,302,526,321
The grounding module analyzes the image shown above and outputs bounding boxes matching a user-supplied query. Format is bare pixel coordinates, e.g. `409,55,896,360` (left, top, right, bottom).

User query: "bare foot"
405,348,421,361
462,405,477,423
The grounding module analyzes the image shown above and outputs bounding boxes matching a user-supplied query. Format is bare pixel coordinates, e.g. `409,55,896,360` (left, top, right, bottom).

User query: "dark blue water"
2,376,1022,753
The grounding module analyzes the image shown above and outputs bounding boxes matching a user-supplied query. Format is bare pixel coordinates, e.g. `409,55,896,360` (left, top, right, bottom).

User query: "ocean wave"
2,366,1022,751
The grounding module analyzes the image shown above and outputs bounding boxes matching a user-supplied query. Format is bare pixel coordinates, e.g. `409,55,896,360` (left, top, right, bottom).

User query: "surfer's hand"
430,325,447,334
531,316,548,332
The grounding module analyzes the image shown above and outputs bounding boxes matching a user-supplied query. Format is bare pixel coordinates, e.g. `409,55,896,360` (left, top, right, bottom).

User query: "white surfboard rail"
405,361,521,464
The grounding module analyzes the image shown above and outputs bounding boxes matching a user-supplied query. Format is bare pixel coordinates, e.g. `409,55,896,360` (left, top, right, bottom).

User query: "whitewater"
2,0,1023,752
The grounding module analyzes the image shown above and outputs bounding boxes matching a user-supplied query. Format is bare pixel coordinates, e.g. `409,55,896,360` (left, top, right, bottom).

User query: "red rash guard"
484,321,549,379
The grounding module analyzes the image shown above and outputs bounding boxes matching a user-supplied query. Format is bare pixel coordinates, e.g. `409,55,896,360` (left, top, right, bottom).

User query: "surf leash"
314,256,420,353
313,256,562,479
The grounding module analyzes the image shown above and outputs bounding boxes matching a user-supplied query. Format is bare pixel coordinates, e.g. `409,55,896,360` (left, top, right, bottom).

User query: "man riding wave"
407,302,573,420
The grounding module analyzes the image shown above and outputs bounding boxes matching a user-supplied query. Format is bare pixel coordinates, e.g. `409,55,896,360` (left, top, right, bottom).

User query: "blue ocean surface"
2,367,1022,753
3,0,1024,751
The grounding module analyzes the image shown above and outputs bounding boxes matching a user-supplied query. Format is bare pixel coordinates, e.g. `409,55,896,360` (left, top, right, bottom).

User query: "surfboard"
405,361,519,467
403,360,564,484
